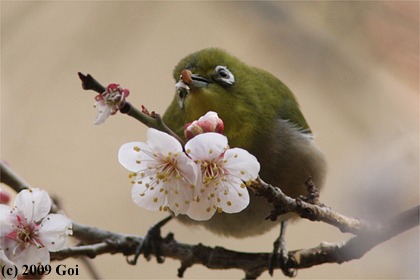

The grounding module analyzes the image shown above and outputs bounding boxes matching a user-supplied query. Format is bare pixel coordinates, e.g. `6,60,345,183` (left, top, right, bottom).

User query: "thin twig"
78,73,185,145
249,177,371,235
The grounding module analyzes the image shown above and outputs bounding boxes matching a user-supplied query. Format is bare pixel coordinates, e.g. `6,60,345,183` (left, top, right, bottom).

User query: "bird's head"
164,48,304,149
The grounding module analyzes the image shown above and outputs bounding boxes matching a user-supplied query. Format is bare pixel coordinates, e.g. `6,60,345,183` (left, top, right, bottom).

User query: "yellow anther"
240,183,246,188
145,183,150,188
210,193,215,198
227,201,232,206
153,197,158,203
190,184,195,189
160,188,164,192
234,154,238,158
196,196,201,203
238,193,243,197
137,181,142,184
175,203,179,207
223,159,228,163
186,149,191,154
176,174,181,179
133,146,140,152
240,171,245,175
140,172,145,177
206,207,211,212
128,174,133,178
209,149,213,154
200,189,205,193
130,181,135,184
246,180,252,186
136,160,141,164
217,198,221,203
185,200,189,204
163,206,168,211
174,153,179,157
165,190,168,194
218,207,223,213
140,193,145,197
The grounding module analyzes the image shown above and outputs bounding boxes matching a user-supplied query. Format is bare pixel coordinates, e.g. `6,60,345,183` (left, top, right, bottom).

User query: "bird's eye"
215,66,235,85
218,68,229,78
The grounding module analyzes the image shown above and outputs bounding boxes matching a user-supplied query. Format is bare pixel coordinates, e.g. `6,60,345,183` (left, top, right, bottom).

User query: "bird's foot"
127,215,173,265
268,221,296,277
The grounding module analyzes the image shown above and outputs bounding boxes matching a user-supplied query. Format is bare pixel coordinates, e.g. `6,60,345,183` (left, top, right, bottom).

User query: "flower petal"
118,142,152,172
14,189,51,223
198,111,218,127
223,148,260,180
0,249,19,278
186,186,218,221
38,214,72,251
0,205,17,235
94,100,112,125
185,133,228,161
166,179,193,216
15,245,50,267
146,129,183,156
217,177,250,213
131,177,167,211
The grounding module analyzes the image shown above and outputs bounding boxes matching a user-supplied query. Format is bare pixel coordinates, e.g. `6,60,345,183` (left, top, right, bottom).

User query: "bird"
162,48,327,238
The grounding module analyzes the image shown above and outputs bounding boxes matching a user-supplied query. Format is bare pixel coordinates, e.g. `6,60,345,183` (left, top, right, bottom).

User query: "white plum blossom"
185,133,260,221
118,128,199,216
0,189,72,268
94,84,129,125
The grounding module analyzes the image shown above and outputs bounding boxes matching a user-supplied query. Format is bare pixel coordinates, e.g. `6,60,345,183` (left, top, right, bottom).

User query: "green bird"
162,48,327,238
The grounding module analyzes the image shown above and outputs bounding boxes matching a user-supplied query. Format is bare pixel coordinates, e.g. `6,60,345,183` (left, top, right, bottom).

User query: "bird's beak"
175,69,210,109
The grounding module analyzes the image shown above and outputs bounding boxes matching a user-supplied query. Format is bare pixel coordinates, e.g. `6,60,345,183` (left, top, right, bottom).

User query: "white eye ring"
215,66,235,85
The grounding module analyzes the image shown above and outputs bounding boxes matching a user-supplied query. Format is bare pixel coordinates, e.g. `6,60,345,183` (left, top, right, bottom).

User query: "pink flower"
94,84,129,125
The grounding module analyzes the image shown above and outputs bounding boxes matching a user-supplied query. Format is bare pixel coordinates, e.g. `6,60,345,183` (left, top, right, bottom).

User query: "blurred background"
1,2,418,279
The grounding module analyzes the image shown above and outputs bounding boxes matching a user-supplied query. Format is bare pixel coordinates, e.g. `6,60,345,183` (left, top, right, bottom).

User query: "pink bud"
0,188,11,205
184,112,225,140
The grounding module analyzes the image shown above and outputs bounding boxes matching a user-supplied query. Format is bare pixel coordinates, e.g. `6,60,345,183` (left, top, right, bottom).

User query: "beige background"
1,1,419,279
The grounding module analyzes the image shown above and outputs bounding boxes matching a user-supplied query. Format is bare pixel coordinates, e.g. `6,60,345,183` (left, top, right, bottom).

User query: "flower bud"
184,111,224,140
0,188,10,205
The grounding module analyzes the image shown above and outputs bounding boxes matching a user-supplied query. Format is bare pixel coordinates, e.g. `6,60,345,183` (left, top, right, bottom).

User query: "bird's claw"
127,215,172,265
268,221,297,277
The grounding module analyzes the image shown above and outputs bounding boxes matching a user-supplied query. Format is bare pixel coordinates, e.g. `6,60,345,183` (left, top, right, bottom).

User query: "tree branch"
49,206,418,278
2,155,418,278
